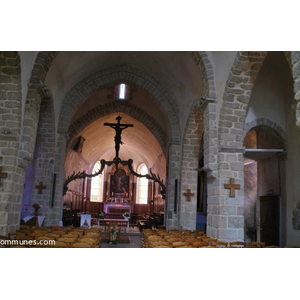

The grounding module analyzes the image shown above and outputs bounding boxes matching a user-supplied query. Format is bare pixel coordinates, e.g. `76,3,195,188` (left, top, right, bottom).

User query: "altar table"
22,215,46,227
97,217,129,233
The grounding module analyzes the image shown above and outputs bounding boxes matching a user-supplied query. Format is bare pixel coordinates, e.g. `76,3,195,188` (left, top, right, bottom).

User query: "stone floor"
100,233,142,248
99,224,142,248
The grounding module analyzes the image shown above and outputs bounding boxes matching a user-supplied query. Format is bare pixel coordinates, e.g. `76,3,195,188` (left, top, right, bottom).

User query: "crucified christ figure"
104,116,134,159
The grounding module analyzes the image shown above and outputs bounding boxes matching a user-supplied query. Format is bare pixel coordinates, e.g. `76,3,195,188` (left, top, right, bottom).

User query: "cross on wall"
224,178,240,197
184,189,195,201
35,181,46,194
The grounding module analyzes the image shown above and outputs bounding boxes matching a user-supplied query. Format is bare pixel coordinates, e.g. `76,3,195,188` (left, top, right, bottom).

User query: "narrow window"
90,161,103,202
136,164,148,204
115,83,130,100
119,83,126,99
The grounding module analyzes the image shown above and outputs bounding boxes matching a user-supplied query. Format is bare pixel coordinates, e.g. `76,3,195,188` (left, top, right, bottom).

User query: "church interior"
1,50,300,250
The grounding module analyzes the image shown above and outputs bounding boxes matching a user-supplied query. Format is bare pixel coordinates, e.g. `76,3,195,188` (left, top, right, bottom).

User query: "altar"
104,203,133,215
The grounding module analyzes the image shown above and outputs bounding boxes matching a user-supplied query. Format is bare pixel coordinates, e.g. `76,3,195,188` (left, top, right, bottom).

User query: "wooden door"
259,195,280,246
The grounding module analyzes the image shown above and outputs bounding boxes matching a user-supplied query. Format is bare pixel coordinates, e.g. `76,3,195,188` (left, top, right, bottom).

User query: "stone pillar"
202,101,219,238
0,51,24,235
51,133,68,225
30,97,56,225
165,142,181,230
208,147,244,241
179,106,203,230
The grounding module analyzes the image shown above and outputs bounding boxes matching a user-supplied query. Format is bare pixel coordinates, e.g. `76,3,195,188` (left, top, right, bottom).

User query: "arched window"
90,161,103,202
136,164,148,204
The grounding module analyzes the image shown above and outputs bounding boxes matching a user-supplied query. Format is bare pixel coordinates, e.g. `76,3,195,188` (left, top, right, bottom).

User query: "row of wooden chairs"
142,229,277,248
6,225,102,248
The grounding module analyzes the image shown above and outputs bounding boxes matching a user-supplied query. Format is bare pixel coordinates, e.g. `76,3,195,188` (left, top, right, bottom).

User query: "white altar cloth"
22,215,45,227
98,217,129,233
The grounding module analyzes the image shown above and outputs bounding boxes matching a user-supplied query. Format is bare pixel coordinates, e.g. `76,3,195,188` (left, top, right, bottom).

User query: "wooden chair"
168,229,180,236
72,242,93,248
51,241,68,248
172,241,189,248
180,229,192,235
193,230,206,235
192,241,209,248
184,238,197,245
164,237,181,244
229,241,246,248
211,241,228,248
62,233,80,240
78,238,99,247
144,236,163,247
57,237,77,247
149,241,170,248
248,241,265,248
202,237,218,245
8,232,27,239
45,233,60,240
48,230,64,237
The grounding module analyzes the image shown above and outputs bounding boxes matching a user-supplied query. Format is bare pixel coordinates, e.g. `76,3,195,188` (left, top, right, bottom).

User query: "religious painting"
110,169,130,197
80,214,91,229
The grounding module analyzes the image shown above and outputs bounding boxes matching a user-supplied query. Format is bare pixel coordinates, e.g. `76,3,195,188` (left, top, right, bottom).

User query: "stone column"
30,97,56,226
0,51,24,235
179,106,203,230
165,142,181,230
208,147,244,241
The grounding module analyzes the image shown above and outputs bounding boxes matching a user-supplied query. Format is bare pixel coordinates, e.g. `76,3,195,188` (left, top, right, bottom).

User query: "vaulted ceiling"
47,51,204,172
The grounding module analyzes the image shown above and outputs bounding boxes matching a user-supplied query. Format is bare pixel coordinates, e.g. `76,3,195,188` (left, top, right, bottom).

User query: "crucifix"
224,178,240,197
184,189,194,201
0,166,8,185
104,116,134,159
35,181,46,194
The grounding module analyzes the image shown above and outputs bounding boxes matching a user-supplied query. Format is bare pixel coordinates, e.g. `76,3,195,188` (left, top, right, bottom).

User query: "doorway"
260,195,280,246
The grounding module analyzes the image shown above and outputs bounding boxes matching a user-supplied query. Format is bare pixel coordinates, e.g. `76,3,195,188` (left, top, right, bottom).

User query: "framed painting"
110,168,130,197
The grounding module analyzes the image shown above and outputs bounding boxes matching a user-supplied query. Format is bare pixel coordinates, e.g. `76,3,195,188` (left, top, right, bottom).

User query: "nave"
1,224,282,248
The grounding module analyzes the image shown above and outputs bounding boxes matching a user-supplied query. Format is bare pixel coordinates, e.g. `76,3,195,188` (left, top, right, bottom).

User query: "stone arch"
244,118,286,150
19,51,58,166
219,51,268,150
58,65,180,145
206,51,269,241
190,51,217,100
67,101,167,154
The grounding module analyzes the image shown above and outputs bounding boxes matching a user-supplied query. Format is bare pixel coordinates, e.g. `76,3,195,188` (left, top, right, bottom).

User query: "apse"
64,112,166,191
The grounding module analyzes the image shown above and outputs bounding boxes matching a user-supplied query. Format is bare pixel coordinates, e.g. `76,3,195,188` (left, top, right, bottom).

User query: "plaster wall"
282,104,300,246
245,54,287,130
19,51,38,117
210,51,237,103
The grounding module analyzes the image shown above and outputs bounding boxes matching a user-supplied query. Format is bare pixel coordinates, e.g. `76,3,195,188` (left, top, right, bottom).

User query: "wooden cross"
224,178,240,197
35,181,46,194
184,189,194,201
0,167,8,185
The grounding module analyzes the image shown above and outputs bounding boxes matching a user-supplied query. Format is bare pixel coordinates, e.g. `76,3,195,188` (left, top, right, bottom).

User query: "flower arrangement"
99,211,105,219
32,203,41,210
32,203,42,215
123,211,130,219
109,226,119,244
